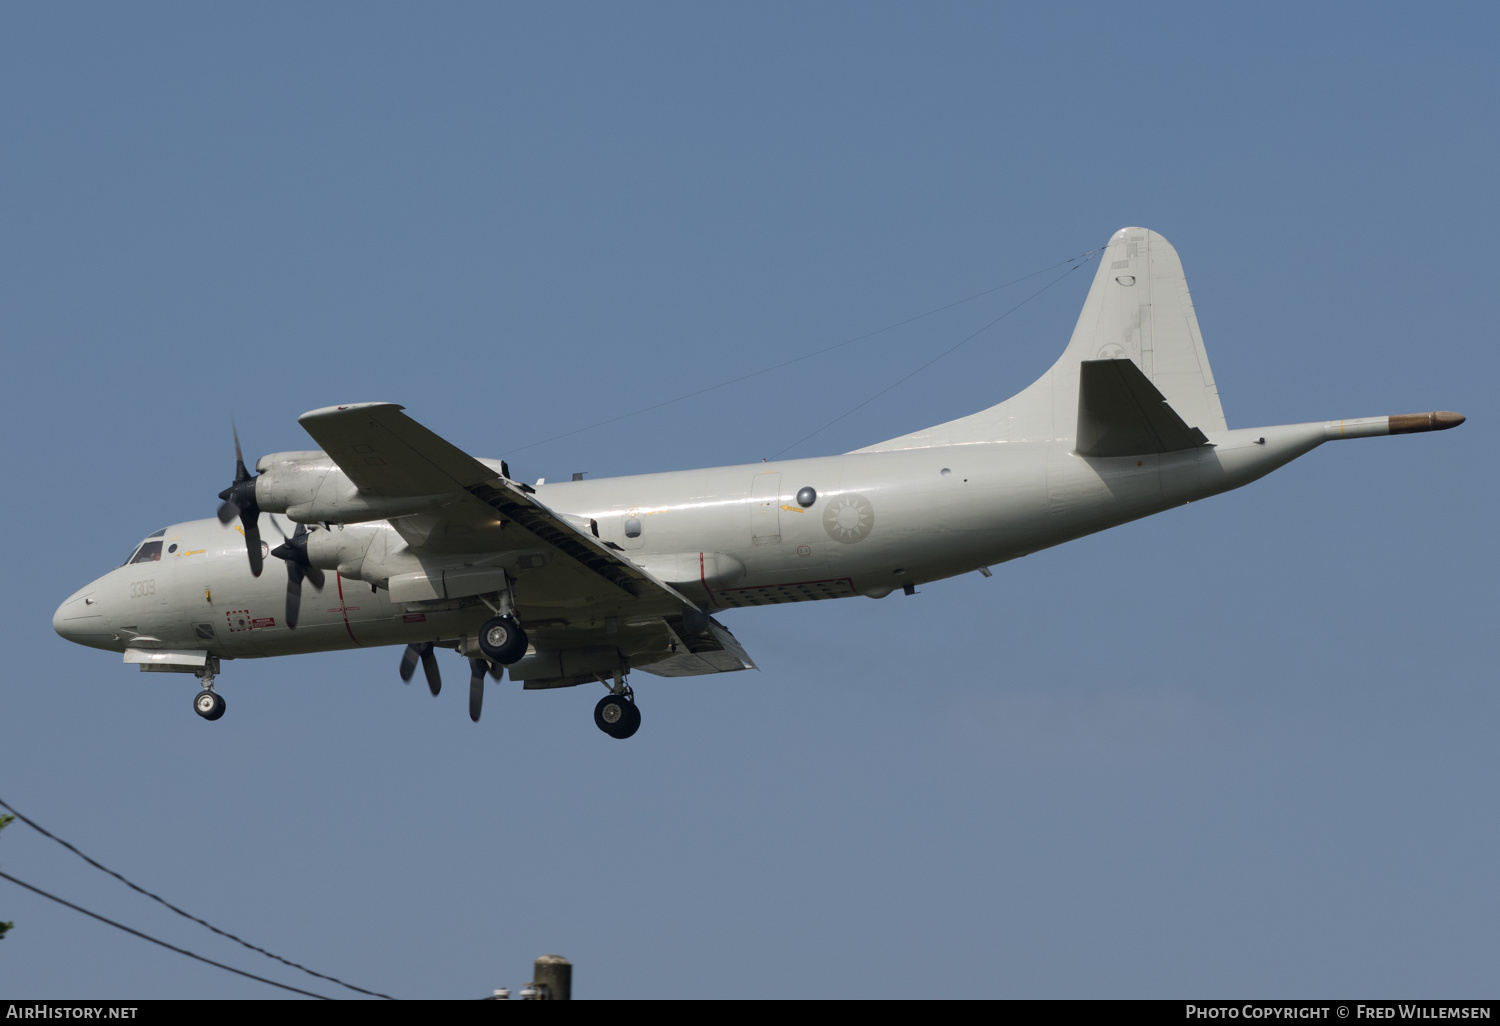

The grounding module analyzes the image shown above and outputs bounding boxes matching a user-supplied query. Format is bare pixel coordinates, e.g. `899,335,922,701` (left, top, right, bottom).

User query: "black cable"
0,795,394,1000
0,870,331,1000
768,250,1099,460
500,248,1102,458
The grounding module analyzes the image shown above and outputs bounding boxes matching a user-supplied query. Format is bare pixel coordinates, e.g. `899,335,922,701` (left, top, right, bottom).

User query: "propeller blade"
284,561,305,629
271,521,324,628
419,645,441,695
469,659,488,722
232,423,249,483
242,513,264,578
218,424,264,576
400,642,442,696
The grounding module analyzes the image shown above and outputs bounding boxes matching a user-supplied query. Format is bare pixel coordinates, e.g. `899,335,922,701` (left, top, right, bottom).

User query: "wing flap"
641,617,757,677
1075,359,1209,458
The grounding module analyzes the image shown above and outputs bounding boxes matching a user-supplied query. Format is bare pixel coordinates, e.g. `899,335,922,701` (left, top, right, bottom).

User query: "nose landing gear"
192,660,225,721
193,689,226,721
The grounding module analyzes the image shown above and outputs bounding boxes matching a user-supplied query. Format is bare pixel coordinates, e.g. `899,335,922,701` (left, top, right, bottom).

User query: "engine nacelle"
303,521,384,576
254,451,334,515
493,646,623,684
254,451,454,524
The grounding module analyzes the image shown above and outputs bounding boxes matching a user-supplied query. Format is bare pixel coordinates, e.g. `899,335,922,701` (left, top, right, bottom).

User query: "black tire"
478,616,528,664
194,690,225,721
593,693,640,739
615,700,641,739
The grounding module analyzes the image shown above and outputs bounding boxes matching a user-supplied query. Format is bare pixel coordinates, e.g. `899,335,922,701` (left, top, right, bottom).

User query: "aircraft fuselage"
54,421,1323,663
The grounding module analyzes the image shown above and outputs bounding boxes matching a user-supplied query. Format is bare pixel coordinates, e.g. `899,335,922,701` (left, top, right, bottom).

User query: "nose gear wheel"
193,690,226,721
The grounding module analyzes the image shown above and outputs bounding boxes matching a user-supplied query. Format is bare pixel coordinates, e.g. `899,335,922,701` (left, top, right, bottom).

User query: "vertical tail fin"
858,228,1226,451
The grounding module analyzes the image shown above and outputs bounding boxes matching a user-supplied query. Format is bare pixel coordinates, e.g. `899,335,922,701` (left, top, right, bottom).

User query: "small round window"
796,487,816,508
624,517,642,538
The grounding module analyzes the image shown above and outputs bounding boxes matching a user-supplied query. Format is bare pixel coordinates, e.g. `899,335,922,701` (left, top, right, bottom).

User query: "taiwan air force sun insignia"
823,493,874,544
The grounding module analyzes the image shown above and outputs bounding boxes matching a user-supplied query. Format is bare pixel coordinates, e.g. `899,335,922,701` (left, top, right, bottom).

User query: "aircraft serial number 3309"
54,229,1464,738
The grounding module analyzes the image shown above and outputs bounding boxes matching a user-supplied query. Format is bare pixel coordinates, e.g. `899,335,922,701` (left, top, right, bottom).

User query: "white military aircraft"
53,228,1463,738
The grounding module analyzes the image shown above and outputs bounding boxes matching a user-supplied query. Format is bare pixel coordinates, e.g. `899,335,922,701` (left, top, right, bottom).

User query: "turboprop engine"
253,451,456,525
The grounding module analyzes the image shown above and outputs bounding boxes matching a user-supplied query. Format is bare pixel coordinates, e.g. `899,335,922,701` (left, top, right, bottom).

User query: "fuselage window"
624,516,643,539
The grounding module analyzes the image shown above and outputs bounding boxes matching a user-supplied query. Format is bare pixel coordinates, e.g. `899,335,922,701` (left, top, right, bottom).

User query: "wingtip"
297,402,407,424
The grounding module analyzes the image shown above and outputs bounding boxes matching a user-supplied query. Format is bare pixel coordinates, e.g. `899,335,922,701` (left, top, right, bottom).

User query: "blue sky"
2,2,1495,998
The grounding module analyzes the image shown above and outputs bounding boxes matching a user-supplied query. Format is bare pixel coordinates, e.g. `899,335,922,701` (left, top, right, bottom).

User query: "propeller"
216,426,264,577
468,658,489,722
399,642,442,696
269,521,326,630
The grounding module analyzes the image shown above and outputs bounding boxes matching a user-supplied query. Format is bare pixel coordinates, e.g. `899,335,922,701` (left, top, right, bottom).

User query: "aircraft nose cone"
54,586,115,650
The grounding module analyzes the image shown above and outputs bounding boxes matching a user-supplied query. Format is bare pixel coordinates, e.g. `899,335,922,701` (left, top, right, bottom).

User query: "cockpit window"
125,539,164,565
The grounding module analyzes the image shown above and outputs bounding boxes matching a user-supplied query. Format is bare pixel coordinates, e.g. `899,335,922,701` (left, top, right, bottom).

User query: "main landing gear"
478,615,528,664
594,686,640,740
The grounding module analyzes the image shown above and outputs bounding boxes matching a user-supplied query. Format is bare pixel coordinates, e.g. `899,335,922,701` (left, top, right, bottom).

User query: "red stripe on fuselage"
334,573,362,646
700,551,721,610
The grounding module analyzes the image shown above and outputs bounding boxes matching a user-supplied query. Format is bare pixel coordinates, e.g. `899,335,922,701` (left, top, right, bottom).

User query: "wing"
297,402,755,678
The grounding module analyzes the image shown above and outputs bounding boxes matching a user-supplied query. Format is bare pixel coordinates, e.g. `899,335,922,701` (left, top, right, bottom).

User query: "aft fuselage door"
751,472,782,546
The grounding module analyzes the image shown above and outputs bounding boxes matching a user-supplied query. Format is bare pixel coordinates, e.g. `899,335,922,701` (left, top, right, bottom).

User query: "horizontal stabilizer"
1076,359,1209,457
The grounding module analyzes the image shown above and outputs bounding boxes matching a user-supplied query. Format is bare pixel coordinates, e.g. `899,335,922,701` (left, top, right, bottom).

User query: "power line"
0,795,394,1000
767,249,1100,460
500,248,1100,458
0,870,332,1000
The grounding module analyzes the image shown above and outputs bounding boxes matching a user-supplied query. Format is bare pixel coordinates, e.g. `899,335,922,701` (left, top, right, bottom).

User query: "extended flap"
1076,359,1209,457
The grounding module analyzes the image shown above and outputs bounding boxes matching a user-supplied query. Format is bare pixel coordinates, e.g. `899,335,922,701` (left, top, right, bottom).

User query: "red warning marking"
402,613,428,623
250,617,276,629
225,610,252,633
333,573,362,646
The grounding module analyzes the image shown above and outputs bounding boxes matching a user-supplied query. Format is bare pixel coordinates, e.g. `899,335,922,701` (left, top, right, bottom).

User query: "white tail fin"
857,227,1227,451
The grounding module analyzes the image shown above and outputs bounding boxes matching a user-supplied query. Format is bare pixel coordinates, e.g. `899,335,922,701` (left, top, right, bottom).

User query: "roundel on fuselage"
823,493,874,544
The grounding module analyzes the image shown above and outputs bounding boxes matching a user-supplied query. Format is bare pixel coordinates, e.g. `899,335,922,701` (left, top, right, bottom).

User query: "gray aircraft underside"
53,228,1463,736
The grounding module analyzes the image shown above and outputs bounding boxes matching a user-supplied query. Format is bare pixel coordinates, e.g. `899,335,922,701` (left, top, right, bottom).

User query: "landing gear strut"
594,687,640,740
